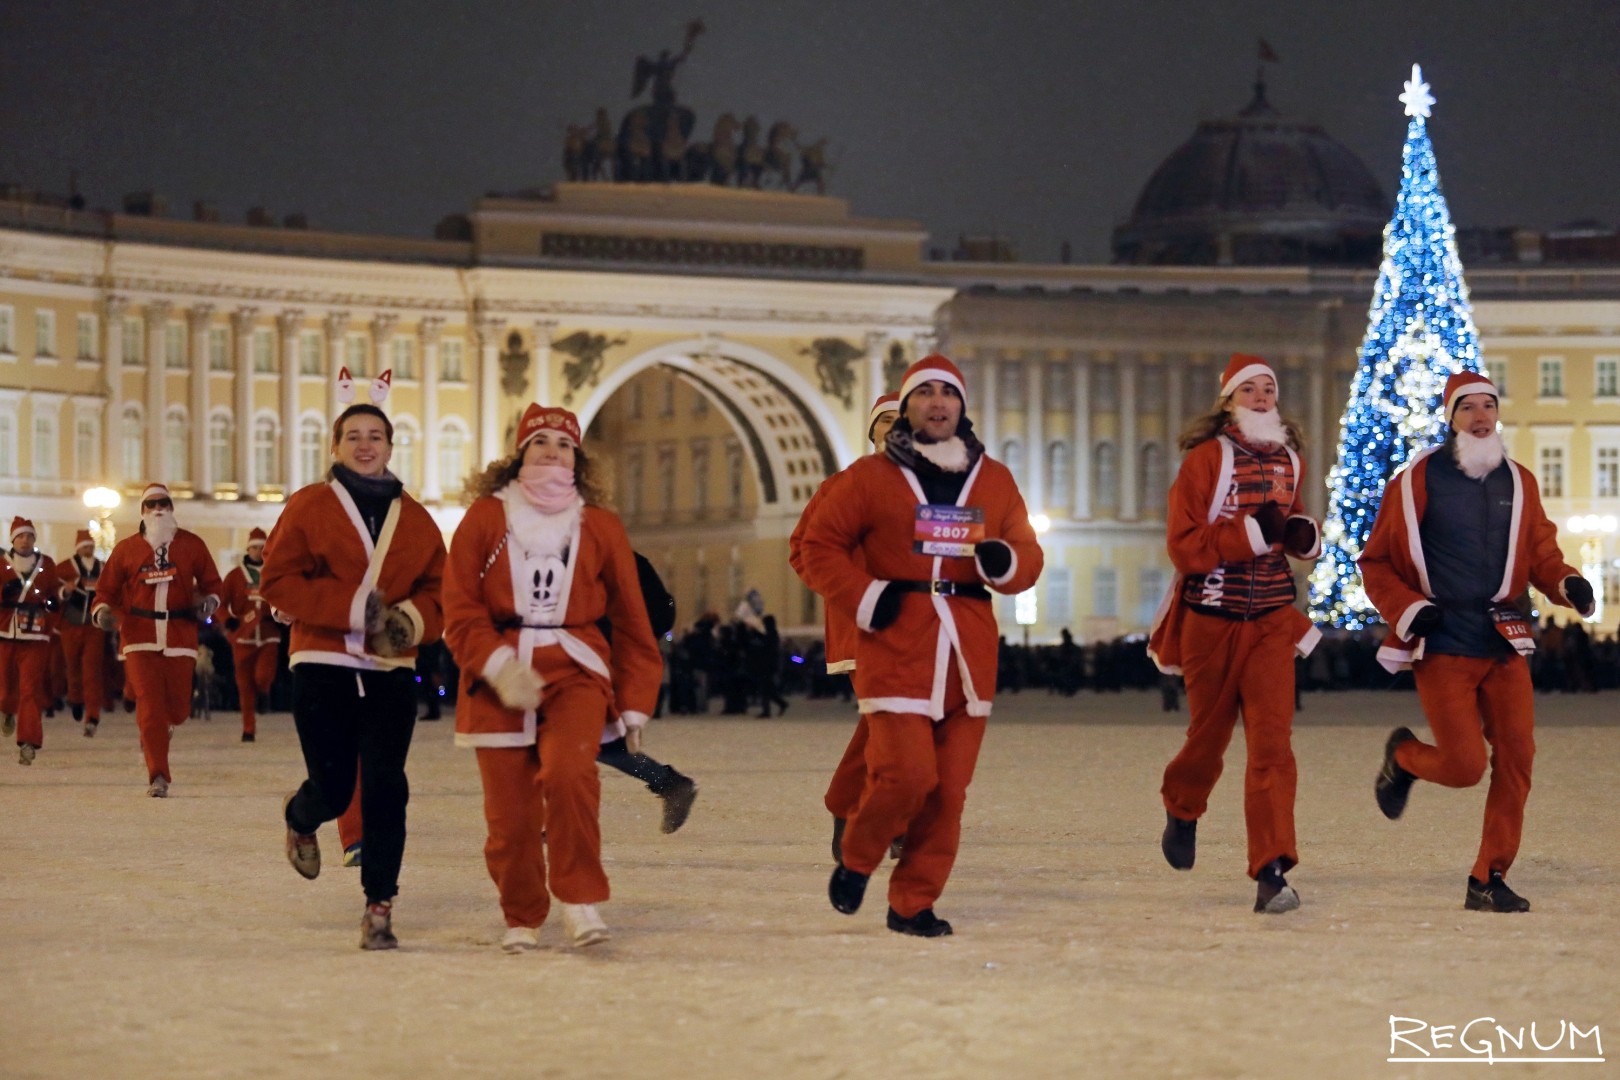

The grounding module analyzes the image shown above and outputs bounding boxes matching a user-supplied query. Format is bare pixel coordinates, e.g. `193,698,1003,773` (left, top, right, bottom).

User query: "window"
35,310,56,357
1538,445,1564,498
1139,365,1165,411
122,318,143,365
346,334,367,377
1598,446,1620,499
998,361,1024,403
1139,567,1169,626
1046,363,1072,410
1001,439,1024,485
1093,364,1118,410
628,381,644,419
1598,356,1620,399
392,420,418,486
1140,442,1167,516
162,408,189,483
692,388,709,417
1538,356,1564,399
726,441,745,509
162,322,184,368
209,414,234,484
299,332,323,376
1045,566,1073,625
76,314,99,360
622,451,644,518
1484,358,1508,397
0,411,15,476
75,415,100,479
392,338,415,379
1093,440,1118,512
32,411,57,479
656,447,676,514
691,442,710,510
1046,441,1071,509
253,329,275,373
298,417,325,485
439,338,464,382
0,306,13,352
253,417,278,484
437,422,468,493
121,405,144,479
659,376,675,418
1093,567,1119,618
208,327,229,370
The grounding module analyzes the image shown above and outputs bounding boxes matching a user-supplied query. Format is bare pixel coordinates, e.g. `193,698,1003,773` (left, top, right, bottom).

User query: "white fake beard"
1453,430,1507,480
143,511,179,549
1230,406,1288,449
916,436,970,473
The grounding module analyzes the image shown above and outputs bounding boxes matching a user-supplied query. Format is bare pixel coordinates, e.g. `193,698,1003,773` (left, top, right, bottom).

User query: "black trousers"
596,736,683,794
285,664,417,904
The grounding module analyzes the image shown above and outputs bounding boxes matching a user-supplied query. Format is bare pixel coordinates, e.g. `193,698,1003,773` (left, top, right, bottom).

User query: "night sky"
3,0,1616,263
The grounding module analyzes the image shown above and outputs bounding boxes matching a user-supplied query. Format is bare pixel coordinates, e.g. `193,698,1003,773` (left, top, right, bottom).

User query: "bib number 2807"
913,505,985,558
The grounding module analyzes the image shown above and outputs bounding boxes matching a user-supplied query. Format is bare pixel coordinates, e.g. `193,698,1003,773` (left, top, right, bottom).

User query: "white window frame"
0,396,18,477
392,415,420,487
1483,357,1509,399
164,321,186,369
34,309,57,359
253,328,276,374
122,318,144,366
1537,355,1565,400
31,404,59,479
1093,566,1119,619
298,413,326,486
439,337,464,382
1597,355,1620,401
121,403,145,479
76,313,99,361
208,326,230,371
72,401,102,480
208,409,235,484
299,331,323,376
0,306,15,355
437,418,470,494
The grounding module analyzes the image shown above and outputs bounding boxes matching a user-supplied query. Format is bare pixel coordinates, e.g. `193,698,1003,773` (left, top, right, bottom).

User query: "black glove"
1282,516,1316,556
0,579,20,604
868,582,904,631
1406,604,1443,638
1253,501,1287,545
225,617,241,632
975,539,1013,580
1564,575,1595,617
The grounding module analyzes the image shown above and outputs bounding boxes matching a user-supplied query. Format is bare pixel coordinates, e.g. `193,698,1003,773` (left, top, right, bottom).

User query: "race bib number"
1489,603,1535,656
142,571,176,586
913,505,985,558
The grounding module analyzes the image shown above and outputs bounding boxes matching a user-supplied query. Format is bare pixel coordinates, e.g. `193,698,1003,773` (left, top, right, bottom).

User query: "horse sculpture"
763,121,798,189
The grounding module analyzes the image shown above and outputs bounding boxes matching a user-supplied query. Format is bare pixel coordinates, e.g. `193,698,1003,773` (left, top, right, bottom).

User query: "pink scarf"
517,464,579,513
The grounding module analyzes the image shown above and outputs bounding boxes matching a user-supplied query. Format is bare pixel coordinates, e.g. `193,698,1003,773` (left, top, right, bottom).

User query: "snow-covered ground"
3,689,1616,1079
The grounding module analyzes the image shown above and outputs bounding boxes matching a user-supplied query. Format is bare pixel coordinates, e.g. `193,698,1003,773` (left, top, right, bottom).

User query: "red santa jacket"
789,469,859,673
798,452,1043,720
93,530,222,658
0,551,60,641
51,552,103,629
444,489,662,748
1359,445,1582,672
259,478,445,672
1148,434,1322,675
220,560,281,648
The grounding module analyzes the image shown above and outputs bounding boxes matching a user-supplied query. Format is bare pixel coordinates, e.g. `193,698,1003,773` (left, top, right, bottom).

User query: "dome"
1112,80,1388,266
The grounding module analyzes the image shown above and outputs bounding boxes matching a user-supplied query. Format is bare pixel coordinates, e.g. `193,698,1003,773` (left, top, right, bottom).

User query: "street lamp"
83,486,121,554
1016,513,1051,645
1566,514,1616,623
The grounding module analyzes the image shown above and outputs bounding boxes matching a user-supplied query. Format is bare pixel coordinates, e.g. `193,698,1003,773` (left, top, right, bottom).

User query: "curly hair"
463,446,611,508
1179,395,1306,453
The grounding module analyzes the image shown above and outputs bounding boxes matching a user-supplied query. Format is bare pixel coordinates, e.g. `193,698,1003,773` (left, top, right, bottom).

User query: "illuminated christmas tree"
1309,65,1483,628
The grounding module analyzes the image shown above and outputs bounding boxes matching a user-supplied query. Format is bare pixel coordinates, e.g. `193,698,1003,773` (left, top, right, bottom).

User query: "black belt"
894,580,991,601
493,619,575,632
130,607,195,622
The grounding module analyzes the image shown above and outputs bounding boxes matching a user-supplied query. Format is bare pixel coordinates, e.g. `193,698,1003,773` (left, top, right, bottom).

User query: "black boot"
831,816,846,863
1254,858,1300,913
828,863,869,915
887,907,952,937
71,703,84,721
657,773,698,834
1161,811,1196,870
1466,871,1530,913
1376,727,1419,819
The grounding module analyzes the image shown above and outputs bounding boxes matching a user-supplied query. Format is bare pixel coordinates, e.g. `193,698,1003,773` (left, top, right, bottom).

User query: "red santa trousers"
124,652,194,783
1162,604,1299,880
842,661,987,919
232,642,278,736
0,639,52,747
474,675,611,929
1403,652,1535,882
823,713,870,819
60,624,107,721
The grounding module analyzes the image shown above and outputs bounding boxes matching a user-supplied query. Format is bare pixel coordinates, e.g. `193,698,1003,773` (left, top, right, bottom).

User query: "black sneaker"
831,816,846,863
887,907,953,937
1161,811,1196,870
71,703,84,721
659,774,698,834
1376,727,1419,820
241,732,255,743
1466,872,1530,913
828,863,869,915
888,835,905,861
1254,858,1300,913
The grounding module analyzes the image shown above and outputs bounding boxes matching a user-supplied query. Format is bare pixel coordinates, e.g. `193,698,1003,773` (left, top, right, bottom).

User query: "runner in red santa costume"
1148,354,1322,914
444,402,662,952
52,530,107,736
92,486,223,794
789,392,900,862
1361,372,1592,913
260,369,446,950
800,355,1043,937
220,526,280,743
1,518,62,764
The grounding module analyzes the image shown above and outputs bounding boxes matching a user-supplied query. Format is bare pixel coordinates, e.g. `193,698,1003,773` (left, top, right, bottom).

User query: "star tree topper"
1400,63,1435,119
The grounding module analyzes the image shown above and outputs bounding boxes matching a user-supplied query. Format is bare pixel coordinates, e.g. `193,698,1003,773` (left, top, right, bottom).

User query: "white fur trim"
855,579,889,632
858,696,937,716
1397,448,1441,596
1494,462,1525,602
1294,624,1322,659
966,700,992,717
1243,515,1270,556
825,659,855,674
1394,600,1434,640
620,710,650,731
974,540,1017,587
1445,380,1498,418
900,367,966,406
287,649,414,671
915,437,970,473
396,599,426,647
1221,361,1276,398
481,645,518,685
1209,438,1237,523
455,730,535,748
347,584,371,635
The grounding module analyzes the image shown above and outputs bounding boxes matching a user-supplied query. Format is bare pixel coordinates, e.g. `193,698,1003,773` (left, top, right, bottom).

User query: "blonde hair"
464,445,611,507
1179,395,1306,453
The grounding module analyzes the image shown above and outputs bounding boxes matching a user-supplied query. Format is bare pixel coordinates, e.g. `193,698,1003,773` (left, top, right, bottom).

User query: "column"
864,330,888,404
419,317,444,502
187,305,215,495
278,309,304,490
324,311,351,422
1308,361,1327,518
476,314,507,466
531,318,559,406
102,296,126,489
979,353,999,456
370,313,399,379
1166,352,1186,464
1025,355,1045,508
233,307,258,498
143,302,172,483
1120,357,1139,522
1072,355,1091,519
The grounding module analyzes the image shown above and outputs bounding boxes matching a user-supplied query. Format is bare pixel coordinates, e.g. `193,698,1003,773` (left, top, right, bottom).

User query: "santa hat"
9,517,34,542
140,483,172,506
1444,371,1498,418
514,402,583,456
899,354,968,409
1220,353,1278,398
246,527,268,545
867,393,900,440
75,529,94,549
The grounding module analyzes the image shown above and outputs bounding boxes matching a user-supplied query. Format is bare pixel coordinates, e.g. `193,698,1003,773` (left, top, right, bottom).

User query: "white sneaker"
18,743,36,766
146,776,169,798
559,903,610,948
500,926,540,953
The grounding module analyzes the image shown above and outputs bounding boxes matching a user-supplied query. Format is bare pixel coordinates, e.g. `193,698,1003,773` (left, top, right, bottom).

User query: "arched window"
1045,441,1071,509
691,441,710,511
209,412,234,484
163,407,189,483
725,440,745,511
392,418,419,488
437,421,468,495
253,416,279,486
1001,439,1024,485
1093,440,1118,513
298,416,326,487
1140,442,1168,517
121,404,144,481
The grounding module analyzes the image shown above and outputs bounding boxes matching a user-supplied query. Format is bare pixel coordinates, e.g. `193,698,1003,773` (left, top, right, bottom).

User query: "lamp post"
84,486,121,555
1017,513,1053,646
